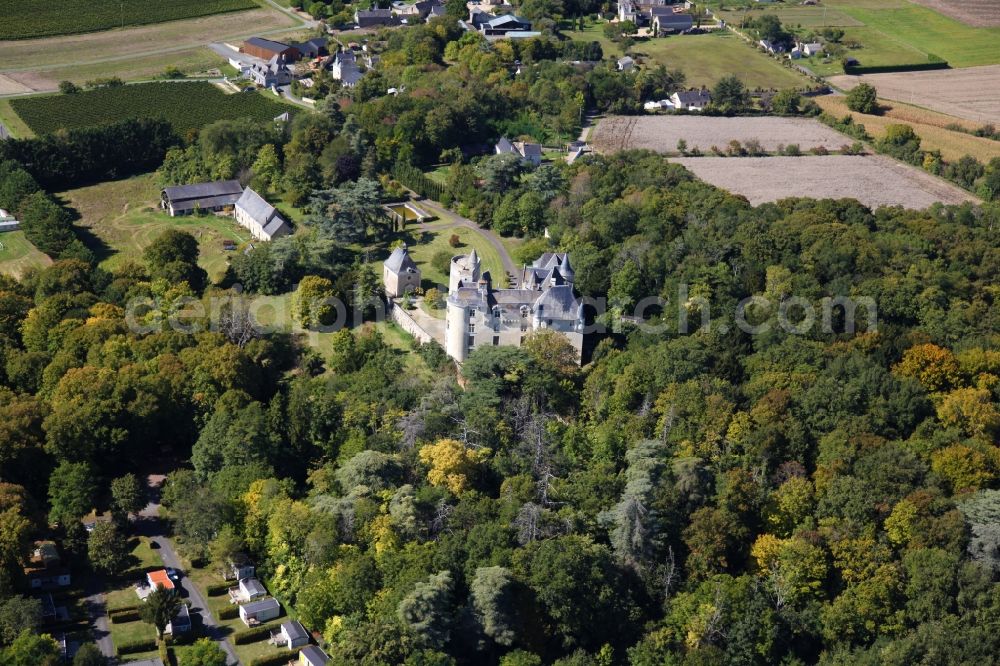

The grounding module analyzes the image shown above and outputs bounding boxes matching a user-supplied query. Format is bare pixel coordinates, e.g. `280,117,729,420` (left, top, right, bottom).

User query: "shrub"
448,234,461,247
117,638,158,656
206,583,231,596
424,288,443,310
58,81,80,95
108,603,141,614
811,145,829,156
218,606,239,620
784,143,801,156
249,651,299,666
233,624,277,644
431,249,452,276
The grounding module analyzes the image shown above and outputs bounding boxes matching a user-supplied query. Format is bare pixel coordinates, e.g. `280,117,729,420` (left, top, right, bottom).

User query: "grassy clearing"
813,95,1000,162
401,224,504,288
59,175,249,283
566,24,810,89
0,100,34,138
11,82,290,135
0,231,51,278
0,0,257,40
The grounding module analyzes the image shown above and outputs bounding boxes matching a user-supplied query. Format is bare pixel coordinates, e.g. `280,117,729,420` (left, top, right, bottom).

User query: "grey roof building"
330,49,364,87
234,188,291,241
300,645,331,666
383,244,421,297
249,54,294,88
161,180,244,216
355,8,398,27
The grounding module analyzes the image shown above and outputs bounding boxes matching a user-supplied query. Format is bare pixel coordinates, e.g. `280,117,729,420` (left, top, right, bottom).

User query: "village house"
239,597,281,627
249,54,294,88
651,7,693,34
234,188,291,242
442,251,585,364
383,245,421,298
224,553,256,581
330,49,364,87
299,645,331,666
166,604,191,635
802,41,824,56
495,137,543,166
270,620,311,650
25,542,71,590
355,8,398,28
161,180,244,217
671,89,711,111
0,208,19,233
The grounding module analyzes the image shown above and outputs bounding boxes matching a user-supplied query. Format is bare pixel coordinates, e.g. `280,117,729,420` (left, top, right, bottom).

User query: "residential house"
758,39,784,54
225,554,256,581
427,4,447,19
299,645,331,666
234,188,291,242
239,597,281,627
495,137,543,166
147,570,175,591
0,208,19,233
802,42,823,56
249,54,294,88
651,7,693,34
355,9,398,27
270,620,311,650
383,245,421,298
330,49,364,87
478,13,532,35
617,56,635,71
444,252,585,364
617,0,642,23
670,89,711,111
393,0,443,18
161,180,244,217
166,604,191,635
242,37,300,62
229,577,268,604
25,542,71,590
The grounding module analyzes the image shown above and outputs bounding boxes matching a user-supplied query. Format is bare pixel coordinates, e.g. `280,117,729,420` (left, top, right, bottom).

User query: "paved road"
141,475,242,666
414,199,519,279
82,577,115,659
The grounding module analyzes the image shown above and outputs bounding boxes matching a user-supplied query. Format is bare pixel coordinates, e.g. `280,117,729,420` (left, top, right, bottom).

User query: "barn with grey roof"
161,180,244,217
235,188,291,242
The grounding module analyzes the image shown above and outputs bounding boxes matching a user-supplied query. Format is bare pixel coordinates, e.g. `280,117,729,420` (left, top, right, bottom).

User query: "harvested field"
0,74,32,95
829,66,1000,126
813,95,1000,163
907,0,1000,28
591,116,850,154
671,155,978,209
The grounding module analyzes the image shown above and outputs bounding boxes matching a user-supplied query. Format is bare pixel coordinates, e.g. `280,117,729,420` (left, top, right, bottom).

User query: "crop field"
672,155,978,209
591,115,850,154
908,0,1000,28
717,5,863,28
0,231,52,278
60,175,249,283
0,0,257,40
565,24,810,89
10,82,290,135
813,95,1000,163
829,65,1000,126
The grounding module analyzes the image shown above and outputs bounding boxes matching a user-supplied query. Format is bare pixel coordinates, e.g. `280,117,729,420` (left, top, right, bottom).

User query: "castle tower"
448,250,481,293
446,298,469,362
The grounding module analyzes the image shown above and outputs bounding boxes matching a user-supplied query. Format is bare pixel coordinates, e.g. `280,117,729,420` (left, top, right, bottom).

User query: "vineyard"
10,83,290,135
0,0,257,40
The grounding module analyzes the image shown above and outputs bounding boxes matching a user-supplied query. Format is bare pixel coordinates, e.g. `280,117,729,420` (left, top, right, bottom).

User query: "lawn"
59,175,250,283
0,231,52,278
0,0,257,40
400,224,505,288
10,82,292,135
0,100,34,138
565,22,811,89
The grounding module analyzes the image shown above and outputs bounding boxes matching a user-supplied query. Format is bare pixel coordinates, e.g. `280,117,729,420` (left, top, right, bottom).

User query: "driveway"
82,578,115,659
414,199,519,280
142,475,242,666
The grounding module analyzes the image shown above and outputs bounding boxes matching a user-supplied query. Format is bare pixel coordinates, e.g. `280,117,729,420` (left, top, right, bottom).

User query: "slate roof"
486,13,530,28
533,285,580,319
655,12,694,28
674,89,712,105
245,37,295,53
282,620,309,642
240,577,267,597
385,246,418,273
495,136,514,153
236,188,290,238
241,597,280,615
163,180,243,204
514,141,542,160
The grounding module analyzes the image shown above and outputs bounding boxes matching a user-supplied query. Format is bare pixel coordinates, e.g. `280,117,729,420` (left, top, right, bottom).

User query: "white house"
299,646,331,666
225,554,255,582
229,577,267,604
670,89,711,111
165,605,191,635
239,597,281,627
617,56,635,71
802,42,823,56
495,137,542,166
271,620,310,649
0,208,18,233
234,188,291,242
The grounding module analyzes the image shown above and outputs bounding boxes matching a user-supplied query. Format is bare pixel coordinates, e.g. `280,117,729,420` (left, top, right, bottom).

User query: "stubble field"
591,116,851,154
906,0,1000,28
829,65,1000,126
671,155,979,209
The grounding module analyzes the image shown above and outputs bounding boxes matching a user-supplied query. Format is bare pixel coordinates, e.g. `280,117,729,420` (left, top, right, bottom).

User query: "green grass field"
0,231,51,278
565,22,810,89
10,82,291,135
0,0,257,40
401,224,505,288
59,175,251,283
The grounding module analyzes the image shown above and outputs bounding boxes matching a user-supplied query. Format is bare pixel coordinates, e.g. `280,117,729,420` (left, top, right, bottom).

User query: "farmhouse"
270,620,310,649
242,37,300,62
239,597,281,626
671,89,711,110
355,9,398,27
802,42,823,56
234,188,291,242
495,137,543,166
441,251,584,364
383,245,421,298
299,645,331,666
249,55,294,88
161,180,244,217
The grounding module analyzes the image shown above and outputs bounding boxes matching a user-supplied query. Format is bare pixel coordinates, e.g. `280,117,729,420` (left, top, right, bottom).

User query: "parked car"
165,567,182,582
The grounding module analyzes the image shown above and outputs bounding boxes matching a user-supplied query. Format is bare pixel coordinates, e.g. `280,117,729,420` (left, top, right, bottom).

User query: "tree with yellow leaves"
894,343,961,392
418,438,490,494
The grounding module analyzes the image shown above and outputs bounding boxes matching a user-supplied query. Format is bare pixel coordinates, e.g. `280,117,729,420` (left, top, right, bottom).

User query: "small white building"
225,554,255,582
299,646,331,666
239,597,281,627
802,42,823,56
271,620,310,649
495,136,542,166
617,56,635,71
230,577,268,604
166,605,191,635
234,188,291,242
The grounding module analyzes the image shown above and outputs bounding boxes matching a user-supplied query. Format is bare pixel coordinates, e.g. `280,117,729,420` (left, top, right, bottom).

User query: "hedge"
206,582,231,596
109,610,141,623
108,603,141,615
218,605,239,620
117,638,157,656
843,60,949,75
392,162,443,201
249,651,299,666
233,623,278,645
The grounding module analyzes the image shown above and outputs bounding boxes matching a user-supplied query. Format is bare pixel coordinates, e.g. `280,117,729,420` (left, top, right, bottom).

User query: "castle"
444,250,584,363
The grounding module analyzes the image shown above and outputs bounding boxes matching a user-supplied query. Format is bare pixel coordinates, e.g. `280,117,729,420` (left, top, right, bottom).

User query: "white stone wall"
390,302,435,344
